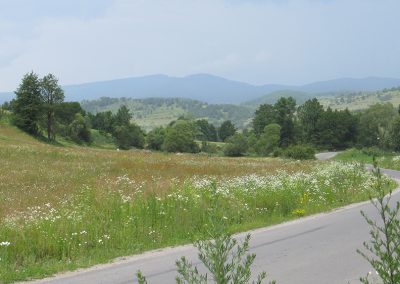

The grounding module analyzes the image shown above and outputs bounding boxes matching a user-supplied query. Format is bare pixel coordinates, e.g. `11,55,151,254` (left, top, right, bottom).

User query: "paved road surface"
315,152,339,161
24,160,400,284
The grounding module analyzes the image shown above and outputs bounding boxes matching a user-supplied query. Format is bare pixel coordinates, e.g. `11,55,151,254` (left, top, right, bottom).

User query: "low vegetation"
335,148,400,171
136,193,275,284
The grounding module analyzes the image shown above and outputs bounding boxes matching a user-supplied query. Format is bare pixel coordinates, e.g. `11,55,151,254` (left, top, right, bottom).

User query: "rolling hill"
81,97,254,131
2,74,400,104
319,87,400,111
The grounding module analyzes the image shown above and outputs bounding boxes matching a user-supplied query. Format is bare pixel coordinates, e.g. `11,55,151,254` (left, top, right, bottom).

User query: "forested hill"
81,97,254,131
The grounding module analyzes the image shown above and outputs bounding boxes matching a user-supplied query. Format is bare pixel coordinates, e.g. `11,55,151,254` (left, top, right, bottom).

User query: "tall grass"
0,161,394,282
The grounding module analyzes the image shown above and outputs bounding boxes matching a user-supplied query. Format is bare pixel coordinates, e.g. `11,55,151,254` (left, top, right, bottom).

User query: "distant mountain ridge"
1,74,400,104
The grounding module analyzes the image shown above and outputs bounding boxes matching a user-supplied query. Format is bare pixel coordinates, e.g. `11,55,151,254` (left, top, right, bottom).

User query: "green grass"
0,123,397,283
335,148,400,170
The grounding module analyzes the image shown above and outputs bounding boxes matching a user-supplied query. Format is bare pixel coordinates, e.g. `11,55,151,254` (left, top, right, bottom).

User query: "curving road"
22,154,400,284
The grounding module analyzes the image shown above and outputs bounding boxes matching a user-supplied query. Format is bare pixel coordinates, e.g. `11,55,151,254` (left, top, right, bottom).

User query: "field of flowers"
0,123,396,282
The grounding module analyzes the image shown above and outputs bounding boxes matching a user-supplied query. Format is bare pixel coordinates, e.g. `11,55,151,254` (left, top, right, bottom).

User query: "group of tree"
9,72,91,144
89,105,145,149
7,72,400,159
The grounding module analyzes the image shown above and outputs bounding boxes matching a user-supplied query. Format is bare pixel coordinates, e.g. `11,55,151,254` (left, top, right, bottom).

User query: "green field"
335,148,400,170
0,121,396,283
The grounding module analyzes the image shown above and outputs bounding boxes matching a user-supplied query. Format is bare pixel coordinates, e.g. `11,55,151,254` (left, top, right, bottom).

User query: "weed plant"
136,187,275,284
358,161,400,284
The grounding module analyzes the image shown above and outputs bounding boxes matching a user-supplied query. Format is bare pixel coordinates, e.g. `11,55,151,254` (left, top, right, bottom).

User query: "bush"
146,127,165,151
162,120,200,153
200,141,219,154
68,113,92,144
281,145,316,160
113,123,145,150
224,133,248,157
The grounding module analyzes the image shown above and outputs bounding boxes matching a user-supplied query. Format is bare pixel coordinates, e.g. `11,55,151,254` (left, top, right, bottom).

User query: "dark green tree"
252,104,276,136
90,111,115,134
196,119,217,141
12,72,43,135
146,127,166,151
274,97,296,147
316,108,357,150
113,123,145,150
297,98,324,144
40,73,64,140
218,120,236,142
114,105,132,127
55,102,85,126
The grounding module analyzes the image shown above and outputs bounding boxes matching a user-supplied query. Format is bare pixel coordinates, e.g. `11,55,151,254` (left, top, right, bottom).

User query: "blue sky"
0,0,399,91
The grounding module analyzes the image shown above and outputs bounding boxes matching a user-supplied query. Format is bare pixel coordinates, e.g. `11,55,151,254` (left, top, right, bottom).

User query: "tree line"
3,72,400,159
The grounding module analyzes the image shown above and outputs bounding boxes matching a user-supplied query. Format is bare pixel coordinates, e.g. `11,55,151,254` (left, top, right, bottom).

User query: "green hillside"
319,87,400,110
81,97,254,130
242,90,314,107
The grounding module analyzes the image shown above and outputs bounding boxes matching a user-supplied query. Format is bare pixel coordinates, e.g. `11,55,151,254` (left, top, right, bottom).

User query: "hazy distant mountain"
1,74,400,104
62,74,286,104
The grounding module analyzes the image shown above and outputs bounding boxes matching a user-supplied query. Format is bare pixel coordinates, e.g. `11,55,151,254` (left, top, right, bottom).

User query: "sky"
0,0,399,91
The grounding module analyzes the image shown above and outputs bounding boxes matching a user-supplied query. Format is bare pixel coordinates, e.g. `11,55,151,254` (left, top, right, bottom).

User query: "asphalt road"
23,154,400,284
315,151,339,161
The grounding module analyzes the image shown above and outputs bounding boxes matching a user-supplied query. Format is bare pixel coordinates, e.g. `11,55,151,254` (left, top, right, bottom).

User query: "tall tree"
40,74,64,140
13,72,43,135
196,119,217,141
252,104,276,136
114,105,132,127
218,120,236,141
274,97,296,147
297,98,324,144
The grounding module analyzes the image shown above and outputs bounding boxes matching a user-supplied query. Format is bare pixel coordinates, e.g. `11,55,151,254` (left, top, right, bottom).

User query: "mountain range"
1,74,400,104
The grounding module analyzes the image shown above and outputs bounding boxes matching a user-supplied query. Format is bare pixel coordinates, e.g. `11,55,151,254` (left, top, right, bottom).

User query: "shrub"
146,127,165,151
113,123,145,150
162,120,200,153
68,113,92,144
224,133,248,157
281,145,316,160
255,124,281,156
200,141,219,154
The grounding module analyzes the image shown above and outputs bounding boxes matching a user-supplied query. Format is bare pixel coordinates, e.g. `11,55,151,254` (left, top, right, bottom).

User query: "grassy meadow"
0,120,396,283
335,148,400,170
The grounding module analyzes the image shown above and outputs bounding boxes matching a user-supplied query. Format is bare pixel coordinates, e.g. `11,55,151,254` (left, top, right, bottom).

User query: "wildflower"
0,241,11,247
